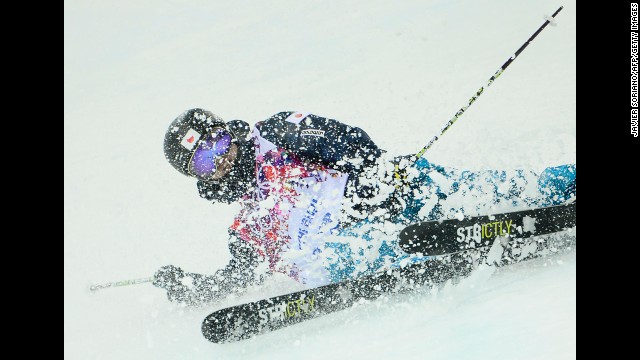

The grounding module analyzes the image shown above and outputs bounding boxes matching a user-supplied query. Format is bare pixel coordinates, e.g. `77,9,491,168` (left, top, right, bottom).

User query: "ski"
202,202,576,343
399,201,576,256
201,258,461,343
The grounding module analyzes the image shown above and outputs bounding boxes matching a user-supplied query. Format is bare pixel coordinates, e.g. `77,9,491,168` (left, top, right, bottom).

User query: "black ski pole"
411,6,564,162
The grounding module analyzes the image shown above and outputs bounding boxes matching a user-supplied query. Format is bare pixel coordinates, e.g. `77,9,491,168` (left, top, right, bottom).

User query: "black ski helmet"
164,108,228,177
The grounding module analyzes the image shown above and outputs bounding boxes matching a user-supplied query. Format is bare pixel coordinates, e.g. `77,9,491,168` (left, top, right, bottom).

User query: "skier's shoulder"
255,111,378,148
255,111,323,137
258,111,315,126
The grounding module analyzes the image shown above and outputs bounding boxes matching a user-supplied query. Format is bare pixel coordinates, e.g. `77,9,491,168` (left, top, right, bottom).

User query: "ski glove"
152,264,184,290
152,239,267,306
152,265,223,306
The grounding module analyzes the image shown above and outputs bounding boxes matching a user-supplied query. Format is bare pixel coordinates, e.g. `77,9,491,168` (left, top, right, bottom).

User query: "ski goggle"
187,128,233,180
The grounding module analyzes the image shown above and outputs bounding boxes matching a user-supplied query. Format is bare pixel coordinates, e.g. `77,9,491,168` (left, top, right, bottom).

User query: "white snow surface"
64,0,576,359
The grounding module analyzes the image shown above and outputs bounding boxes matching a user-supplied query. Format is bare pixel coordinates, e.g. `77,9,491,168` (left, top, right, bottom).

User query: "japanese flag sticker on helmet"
181,128,201,150
164,108,227,177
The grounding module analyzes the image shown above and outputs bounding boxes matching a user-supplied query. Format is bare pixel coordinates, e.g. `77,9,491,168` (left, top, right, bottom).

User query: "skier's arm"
256,112,384,174
209,235,266,294
152,236,266,306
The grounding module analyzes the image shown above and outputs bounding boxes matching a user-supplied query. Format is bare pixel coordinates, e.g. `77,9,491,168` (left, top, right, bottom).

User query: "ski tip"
201,309,258,344
201,312,232,343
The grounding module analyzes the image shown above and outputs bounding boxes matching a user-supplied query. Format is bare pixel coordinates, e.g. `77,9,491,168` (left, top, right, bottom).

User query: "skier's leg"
398,158,576,222
537,164,576,205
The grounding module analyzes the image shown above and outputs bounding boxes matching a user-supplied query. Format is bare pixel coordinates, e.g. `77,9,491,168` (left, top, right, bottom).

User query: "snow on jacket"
228,111,386,285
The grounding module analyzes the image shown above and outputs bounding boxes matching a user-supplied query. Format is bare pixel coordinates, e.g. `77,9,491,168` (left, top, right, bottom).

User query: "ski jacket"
229,111,384,284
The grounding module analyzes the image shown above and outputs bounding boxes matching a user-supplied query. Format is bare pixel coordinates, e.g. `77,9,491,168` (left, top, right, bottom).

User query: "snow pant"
323,159,576,283
397,158,576,223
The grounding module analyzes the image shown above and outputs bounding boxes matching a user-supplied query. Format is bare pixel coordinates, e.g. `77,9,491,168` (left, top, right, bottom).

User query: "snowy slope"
64,0,576,359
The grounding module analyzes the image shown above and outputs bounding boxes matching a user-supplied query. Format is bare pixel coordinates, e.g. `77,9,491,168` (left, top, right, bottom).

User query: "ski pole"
89,276,154,293
412,6,564,162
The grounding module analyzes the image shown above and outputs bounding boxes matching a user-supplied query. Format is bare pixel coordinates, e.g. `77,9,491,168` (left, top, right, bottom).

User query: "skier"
154,108,576,306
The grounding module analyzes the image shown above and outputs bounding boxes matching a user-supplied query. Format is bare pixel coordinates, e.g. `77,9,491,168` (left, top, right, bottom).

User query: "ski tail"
399,201,576,256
